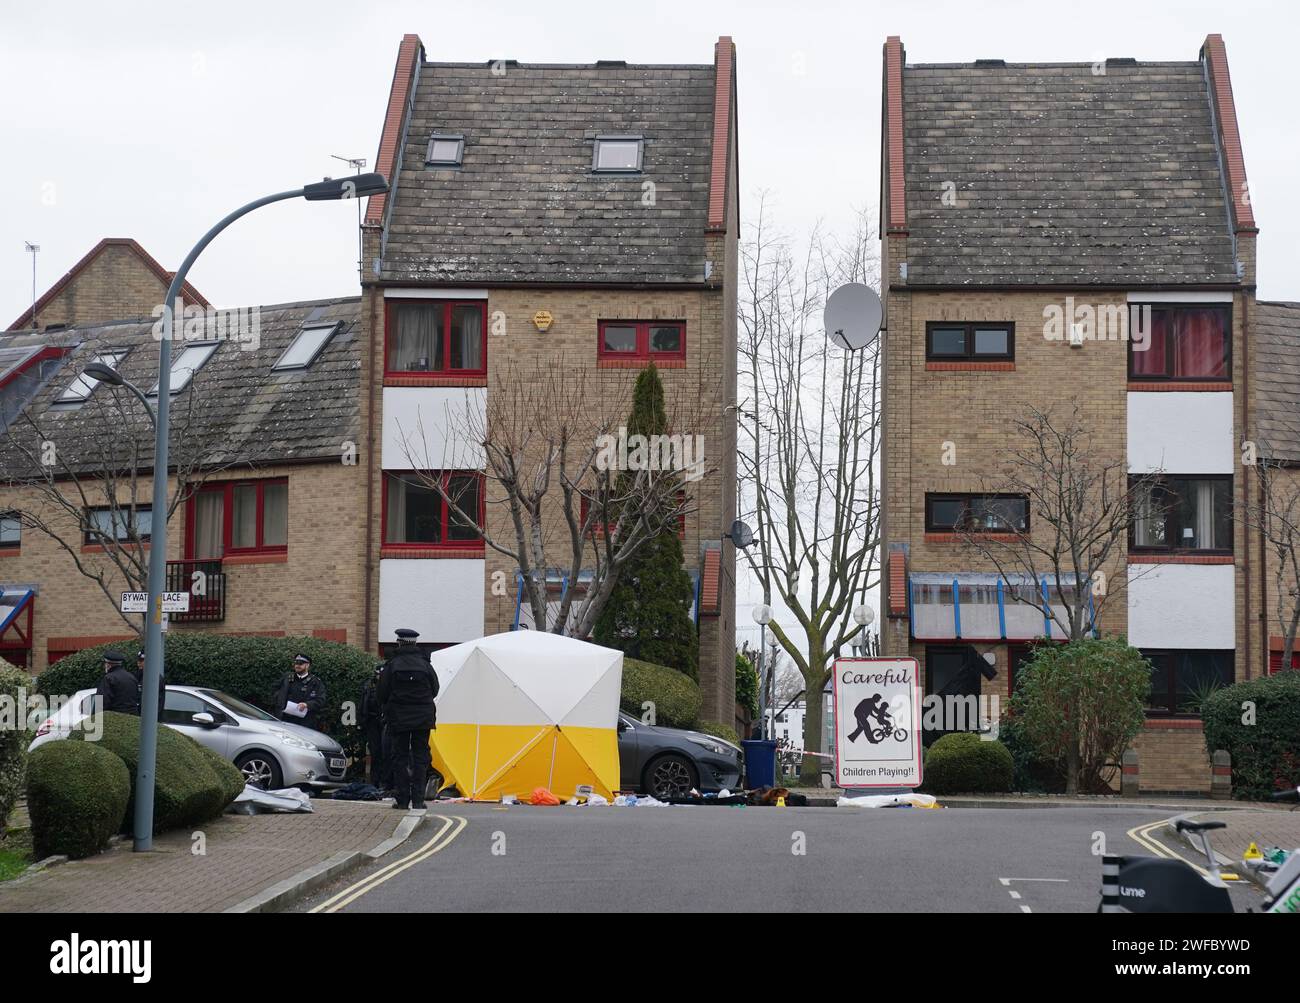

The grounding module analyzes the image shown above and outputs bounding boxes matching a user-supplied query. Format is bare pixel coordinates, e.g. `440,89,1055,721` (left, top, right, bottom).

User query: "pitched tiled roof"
378,56,720,286
0,297,361,477
1255,301,1300,463
8,238,209,330
897,58,1239,286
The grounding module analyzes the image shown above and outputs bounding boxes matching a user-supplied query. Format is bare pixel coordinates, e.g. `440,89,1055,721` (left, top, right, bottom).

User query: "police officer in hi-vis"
378,628,439,810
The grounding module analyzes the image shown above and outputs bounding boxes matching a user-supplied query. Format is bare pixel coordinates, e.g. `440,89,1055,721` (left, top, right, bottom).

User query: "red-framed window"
385,299,487,376
186,478,288,559
597,320,686,362
1128,304,1231,382
381,471,485,550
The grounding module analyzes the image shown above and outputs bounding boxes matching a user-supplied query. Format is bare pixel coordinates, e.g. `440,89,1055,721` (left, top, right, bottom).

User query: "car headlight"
685,735,728,756
271,729,317,751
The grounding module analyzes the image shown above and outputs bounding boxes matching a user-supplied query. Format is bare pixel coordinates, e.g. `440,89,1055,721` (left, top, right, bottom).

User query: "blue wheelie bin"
741,739,777,789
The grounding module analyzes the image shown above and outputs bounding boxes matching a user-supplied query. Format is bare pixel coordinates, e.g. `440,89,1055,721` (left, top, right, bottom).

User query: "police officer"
135,650,166,717
96,650,141,715
273,653,327,732
378,628,438,810
360,662,388,789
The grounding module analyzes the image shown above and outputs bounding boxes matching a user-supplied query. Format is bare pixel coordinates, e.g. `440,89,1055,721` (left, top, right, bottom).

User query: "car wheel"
235,751,282,791
644,754,697,801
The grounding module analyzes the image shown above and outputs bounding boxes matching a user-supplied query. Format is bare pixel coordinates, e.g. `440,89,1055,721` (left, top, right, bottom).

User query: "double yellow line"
1126,817,1239,881
310,813,468,913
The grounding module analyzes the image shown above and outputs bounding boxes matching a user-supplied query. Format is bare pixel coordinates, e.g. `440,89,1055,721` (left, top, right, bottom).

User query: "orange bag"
529,787,562,806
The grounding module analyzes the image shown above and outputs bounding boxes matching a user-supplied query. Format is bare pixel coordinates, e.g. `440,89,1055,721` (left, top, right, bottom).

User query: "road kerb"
223,809,431,914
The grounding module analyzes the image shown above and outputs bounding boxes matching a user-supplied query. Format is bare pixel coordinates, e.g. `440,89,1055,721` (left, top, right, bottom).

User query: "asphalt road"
293,803,1266,913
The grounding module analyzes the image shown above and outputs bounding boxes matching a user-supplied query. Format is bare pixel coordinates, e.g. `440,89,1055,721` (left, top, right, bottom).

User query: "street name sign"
121,592,190,614
833,657,923,788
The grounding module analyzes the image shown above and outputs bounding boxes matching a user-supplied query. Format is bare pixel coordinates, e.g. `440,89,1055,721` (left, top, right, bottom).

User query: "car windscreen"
199,689,277,721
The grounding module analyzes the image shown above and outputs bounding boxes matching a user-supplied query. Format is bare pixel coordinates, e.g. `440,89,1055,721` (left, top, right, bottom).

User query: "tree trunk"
1065,714,1081,796
798,669,826,787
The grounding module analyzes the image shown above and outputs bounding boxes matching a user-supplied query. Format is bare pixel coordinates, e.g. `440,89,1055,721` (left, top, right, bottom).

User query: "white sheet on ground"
227,785,315,814
837,793,937,809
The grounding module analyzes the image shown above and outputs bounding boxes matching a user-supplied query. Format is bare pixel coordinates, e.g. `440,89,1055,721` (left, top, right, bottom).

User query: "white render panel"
384,288,489,300
382,387,486,470
1126,291,1233,303
1127,392,1234,474
1127,563,1235,649
379,559,485,643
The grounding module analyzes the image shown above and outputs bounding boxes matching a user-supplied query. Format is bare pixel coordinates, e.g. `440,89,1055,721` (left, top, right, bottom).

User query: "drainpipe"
362,258,380,654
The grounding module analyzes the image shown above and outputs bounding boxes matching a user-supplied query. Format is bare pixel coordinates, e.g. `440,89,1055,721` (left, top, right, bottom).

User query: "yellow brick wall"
28,246,174,330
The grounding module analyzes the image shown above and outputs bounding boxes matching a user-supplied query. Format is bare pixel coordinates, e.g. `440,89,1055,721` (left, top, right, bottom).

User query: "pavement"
0,798,408,913
1172,806,1300,863
291,800,1278,913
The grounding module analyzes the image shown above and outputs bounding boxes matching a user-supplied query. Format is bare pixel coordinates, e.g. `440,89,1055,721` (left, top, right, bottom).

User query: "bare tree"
739,198,883,785
3,367,255,634
398,357,715,638
955,402,1165,794
1242,452,1300,671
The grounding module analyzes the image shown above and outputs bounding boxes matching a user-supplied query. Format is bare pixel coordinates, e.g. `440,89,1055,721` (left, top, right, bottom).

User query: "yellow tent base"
430,723,618,802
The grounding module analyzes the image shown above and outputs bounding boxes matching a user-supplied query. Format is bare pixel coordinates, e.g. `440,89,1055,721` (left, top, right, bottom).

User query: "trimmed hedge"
27,741,130,859
0,659,30,831
1203,670,1300,800
37,633,373,757
195,743,248,805
620,657,702,729
70,712,240,832
922,732,1015,795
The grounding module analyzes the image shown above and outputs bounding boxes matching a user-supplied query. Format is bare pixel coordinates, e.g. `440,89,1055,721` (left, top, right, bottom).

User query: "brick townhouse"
355,35,740,722
8,237,209,334
1,297,366,671
877,34,1262,792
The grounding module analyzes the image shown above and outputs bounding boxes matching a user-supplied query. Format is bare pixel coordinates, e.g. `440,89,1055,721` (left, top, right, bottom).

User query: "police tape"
775,748,834,759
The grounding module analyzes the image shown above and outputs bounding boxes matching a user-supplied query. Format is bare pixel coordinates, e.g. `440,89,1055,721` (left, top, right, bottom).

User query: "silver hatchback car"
31,685,349,790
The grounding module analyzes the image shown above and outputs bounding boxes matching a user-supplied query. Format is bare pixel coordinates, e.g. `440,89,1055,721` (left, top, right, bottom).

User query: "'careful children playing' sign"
833,657,923,789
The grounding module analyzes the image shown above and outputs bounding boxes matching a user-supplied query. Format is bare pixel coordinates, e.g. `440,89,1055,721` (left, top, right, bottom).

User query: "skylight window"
274,322,339,371
426,133,465,167
151,342,218,395
57,350,127,404
593,135,643,172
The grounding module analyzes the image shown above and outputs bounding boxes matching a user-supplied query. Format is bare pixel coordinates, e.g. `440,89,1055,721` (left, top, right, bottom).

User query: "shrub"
997,714,1065,793
620,658,702,729
1203,670,1300,800
26,741,130,859
694,719,740,746
1010,636,1149,794
735,652,759,719
195,743,248,804
922,732,1014,794
37,633,373,757
70,712,239,832
0,659,31,831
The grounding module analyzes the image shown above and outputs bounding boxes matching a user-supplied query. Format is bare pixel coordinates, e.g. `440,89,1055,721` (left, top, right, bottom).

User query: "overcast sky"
3,0,1295,646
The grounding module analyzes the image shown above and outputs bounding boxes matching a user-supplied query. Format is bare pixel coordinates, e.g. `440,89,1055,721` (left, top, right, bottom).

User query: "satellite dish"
727,519,755,549
824,282,883,352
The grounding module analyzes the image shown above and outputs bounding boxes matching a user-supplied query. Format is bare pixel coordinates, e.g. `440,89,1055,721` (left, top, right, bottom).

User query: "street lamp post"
128,173,387,851
751,603,772,739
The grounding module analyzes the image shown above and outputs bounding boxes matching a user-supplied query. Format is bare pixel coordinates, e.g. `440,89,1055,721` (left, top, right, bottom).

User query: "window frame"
1127,303,1232,383
924,493,1030,534
83,505,152,546
425,132,465,168
591,135,644,174
1141,648,1234,717
0,512,20,549
384,299,488,378
56,349,129,404
150,341,219,395
924,322,1015,362
1127,474,1233,555
381,471,486,551
185,477,289,559
273,322,339,371
596,320,687,362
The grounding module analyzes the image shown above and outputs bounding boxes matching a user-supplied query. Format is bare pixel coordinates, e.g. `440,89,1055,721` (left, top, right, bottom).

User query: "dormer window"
592,135,643,173
426,133,464,167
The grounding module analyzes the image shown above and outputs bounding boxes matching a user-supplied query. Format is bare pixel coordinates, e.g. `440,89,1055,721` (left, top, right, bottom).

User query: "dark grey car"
616,713,743,799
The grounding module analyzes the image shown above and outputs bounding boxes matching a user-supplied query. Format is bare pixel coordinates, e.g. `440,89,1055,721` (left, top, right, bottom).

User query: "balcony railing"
165,559,226,622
